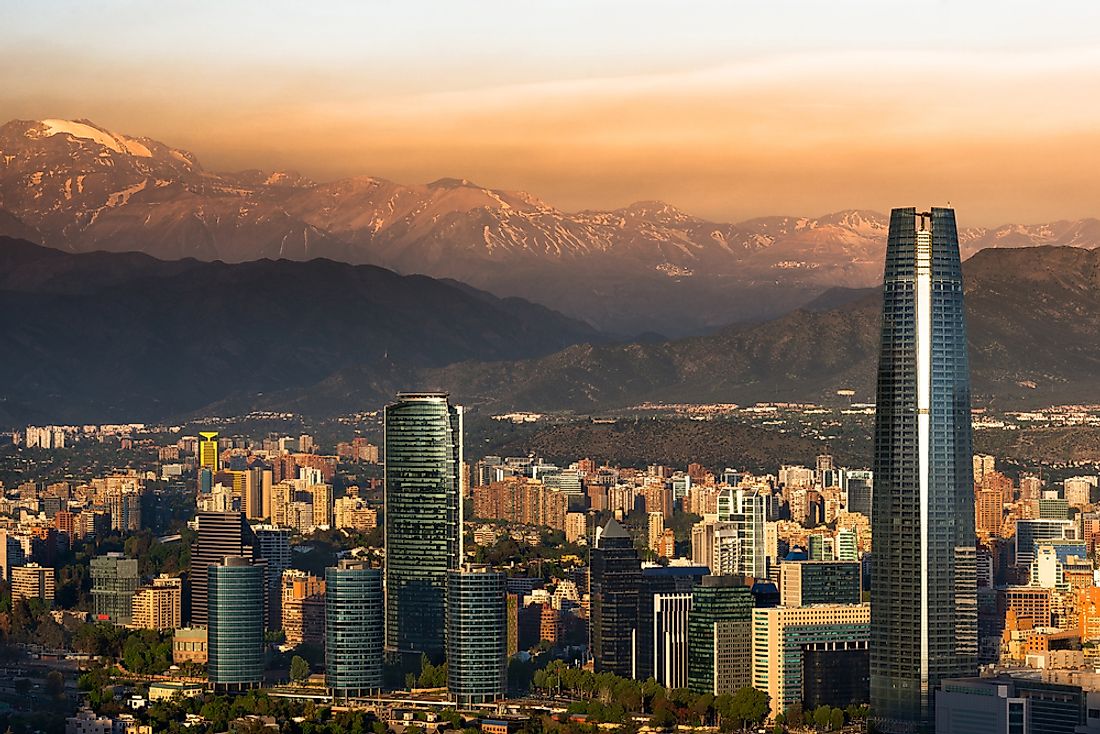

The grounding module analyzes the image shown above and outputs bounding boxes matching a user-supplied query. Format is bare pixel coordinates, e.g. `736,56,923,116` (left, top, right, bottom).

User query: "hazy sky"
4,0,1100,225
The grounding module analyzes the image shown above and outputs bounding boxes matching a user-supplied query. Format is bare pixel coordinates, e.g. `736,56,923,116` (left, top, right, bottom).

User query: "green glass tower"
326,560,383,698
384,392,463,661
208,556,264,691
687,575,753,695
871,207,977,732
446,565,506,705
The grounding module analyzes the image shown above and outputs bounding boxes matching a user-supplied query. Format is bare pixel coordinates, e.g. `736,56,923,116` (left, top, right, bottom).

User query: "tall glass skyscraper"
208,556,264,691
326,560,383,698
446,565,507,705
384,392,463,661
590,518,641,677
870,207,977,733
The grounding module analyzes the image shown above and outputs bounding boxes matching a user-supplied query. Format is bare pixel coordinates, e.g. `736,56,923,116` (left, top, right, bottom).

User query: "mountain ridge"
5,117,1100,335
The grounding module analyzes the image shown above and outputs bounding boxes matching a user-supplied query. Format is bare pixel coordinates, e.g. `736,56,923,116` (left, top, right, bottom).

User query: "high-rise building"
131,575,183,630
754,603,871,718
590,518,641,677
780,561,861,606
637,565,708,686
208,556,263,691
253,525,291,630
384,392,463,661
11,563,54,606
870,207,977,732
716,488,767,579
975,489,1005,538
326,560,383,698
845,470,873,518
190,511,254,627
687,575,754,696
90,552,140,625
446,565,506,706
198,431,220,473
281,570,326,647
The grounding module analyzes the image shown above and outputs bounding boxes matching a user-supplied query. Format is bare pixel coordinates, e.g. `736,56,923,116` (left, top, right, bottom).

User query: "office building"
11,563,54,606
590,518,641,677
753,603,871,718
846,470,873,518
638,564,707,687
780,561,861,606
870,207,977,732
90,552,140,625
198,431,220,473
208,557,263,691
131,576,183,630
190,511,254,627
1015,519,1075,568
936,676,1084,734
687,576,754,696
253,525,292,630
446,565,506,705
325,561,383,698
384,392,463,661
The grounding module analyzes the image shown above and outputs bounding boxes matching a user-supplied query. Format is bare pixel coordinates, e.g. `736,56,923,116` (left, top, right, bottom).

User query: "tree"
727,687,769,732
812,705,832,730
829,707,845,731
45,670,65,696
290,655,311,684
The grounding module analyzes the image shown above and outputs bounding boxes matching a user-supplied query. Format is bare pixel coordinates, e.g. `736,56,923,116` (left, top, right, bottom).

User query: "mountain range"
4,118,1100,336
0,237,597,425
3,235,1100,425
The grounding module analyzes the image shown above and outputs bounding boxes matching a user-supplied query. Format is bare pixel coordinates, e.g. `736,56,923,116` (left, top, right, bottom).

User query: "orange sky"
4,2,1100,226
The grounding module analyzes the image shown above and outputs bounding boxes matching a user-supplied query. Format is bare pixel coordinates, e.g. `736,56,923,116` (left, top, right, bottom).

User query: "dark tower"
870,207,977,733
590,518,641,677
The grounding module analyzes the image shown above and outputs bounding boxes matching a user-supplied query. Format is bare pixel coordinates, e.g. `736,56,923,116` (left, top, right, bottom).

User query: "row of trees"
532,660,867,733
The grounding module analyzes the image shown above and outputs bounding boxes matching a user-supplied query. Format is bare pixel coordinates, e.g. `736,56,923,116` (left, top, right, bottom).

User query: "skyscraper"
446,565,507,705
326,560,384,698
90,552,140,625
198,431,220,473
190,511,254,627
870,207,977,732
687,575,753,696
590,518,641,677
384,392,463,661
208,556,264,691
716,488,767,579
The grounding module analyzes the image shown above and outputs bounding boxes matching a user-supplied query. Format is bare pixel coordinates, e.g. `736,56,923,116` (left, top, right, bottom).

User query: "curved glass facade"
384,393,463,661
870,207,977,733
208,557,264,690
325,561,383,697
446,566,506,705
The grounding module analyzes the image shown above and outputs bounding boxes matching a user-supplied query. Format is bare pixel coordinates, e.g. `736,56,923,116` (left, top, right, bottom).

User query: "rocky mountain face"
0,237,600,425
4,118,1098,336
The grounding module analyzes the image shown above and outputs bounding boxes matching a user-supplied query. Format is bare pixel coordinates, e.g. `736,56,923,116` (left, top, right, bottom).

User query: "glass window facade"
590,519,641,678
325,562,383,697
687,575,753,695
870,207,977,733
208,557,264,690
384,393,463,661
446,566,506,705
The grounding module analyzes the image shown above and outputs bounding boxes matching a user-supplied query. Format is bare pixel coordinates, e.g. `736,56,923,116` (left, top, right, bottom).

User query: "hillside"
0,238,599,425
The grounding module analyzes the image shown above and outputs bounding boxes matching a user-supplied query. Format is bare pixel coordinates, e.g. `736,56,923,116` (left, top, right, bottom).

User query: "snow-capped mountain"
2,118,1098,335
